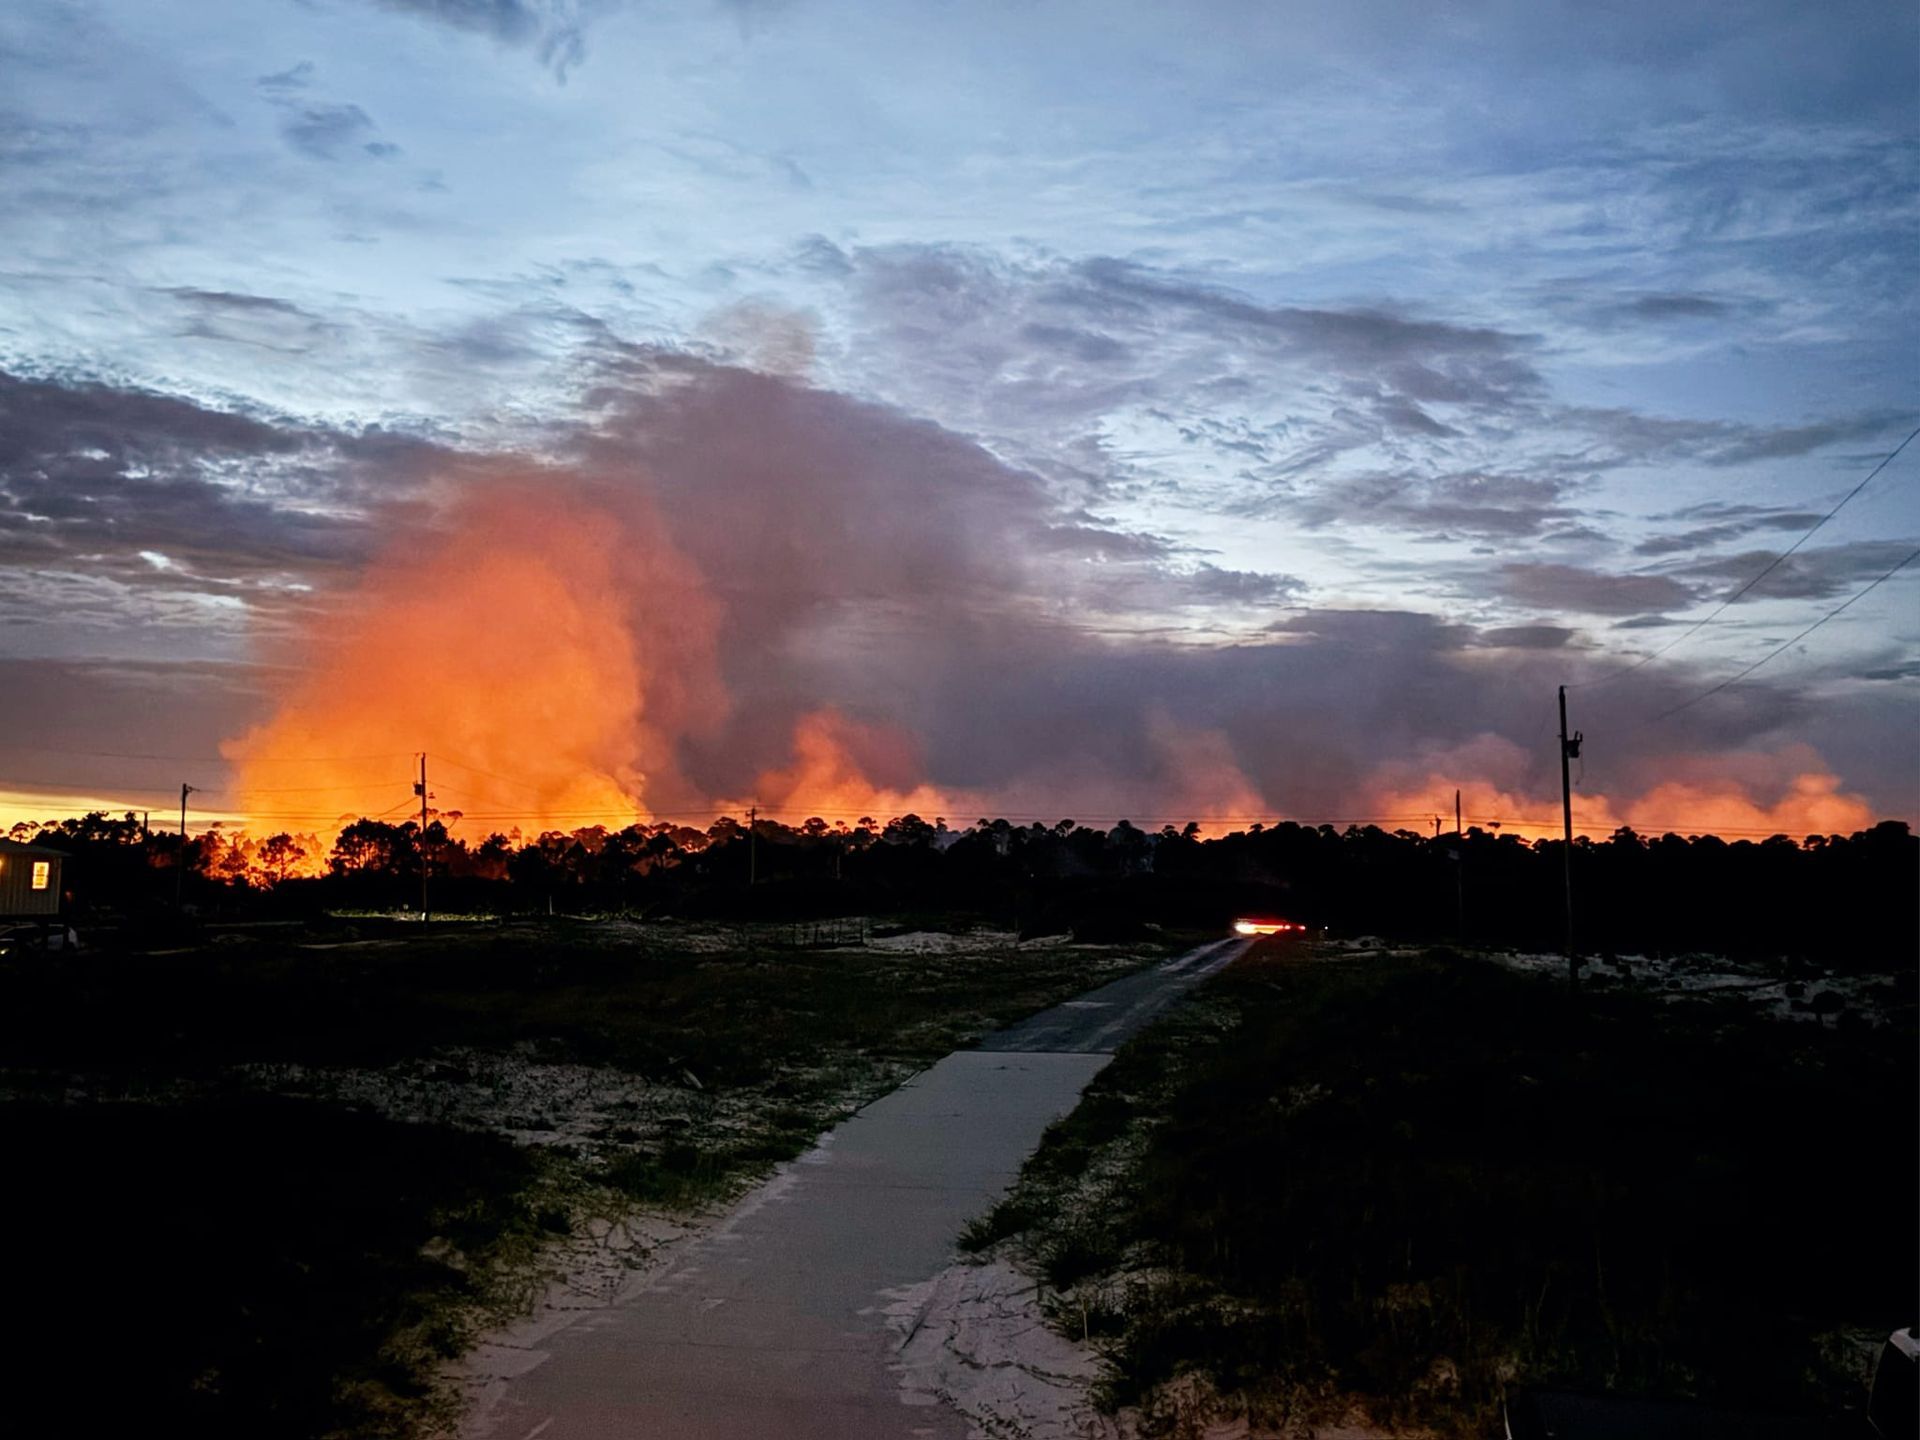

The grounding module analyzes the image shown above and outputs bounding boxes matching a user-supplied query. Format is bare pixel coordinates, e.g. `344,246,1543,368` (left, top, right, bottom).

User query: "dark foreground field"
965,941,1917,1435
0,918,1176,1438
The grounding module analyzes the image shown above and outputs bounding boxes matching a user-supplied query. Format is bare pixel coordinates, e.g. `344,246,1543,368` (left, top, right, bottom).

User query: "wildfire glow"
736,708,964,825
1361,736,1876,840
210,476,1890,867
223,481,725,841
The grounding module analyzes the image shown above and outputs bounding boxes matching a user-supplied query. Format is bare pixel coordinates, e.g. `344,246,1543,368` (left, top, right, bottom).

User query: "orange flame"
197,829,326,886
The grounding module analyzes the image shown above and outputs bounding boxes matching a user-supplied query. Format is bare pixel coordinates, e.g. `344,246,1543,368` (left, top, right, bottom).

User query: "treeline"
10,809,1916,966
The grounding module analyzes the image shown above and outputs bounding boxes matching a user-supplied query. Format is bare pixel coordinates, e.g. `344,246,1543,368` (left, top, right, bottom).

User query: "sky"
0,0,1915,839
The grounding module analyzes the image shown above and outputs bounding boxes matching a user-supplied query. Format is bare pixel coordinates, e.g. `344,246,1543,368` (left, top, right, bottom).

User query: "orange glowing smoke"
737,708,963,825
1143,710,1264,833
224,481,724,835
1361,736,1875,840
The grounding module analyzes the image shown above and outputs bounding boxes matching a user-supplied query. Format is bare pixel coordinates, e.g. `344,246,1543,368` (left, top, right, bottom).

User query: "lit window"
30,861,50,891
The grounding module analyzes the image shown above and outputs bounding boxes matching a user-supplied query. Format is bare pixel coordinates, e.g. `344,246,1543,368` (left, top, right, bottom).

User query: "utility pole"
1454,787,1465,938
1557,686,1583,993
176,783,196,910
747,805,758,886
415,753,430,923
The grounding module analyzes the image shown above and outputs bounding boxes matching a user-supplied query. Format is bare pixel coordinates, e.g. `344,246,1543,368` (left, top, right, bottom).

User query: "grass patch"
0,919,1175,1437
0,1096,556,1439
970,944,1915,1434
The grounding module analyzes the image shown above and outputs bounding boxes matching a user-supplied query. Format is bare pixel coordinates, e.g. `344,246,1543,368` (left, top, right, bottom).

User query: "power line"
1568,424,1919,690
3,744,413,764
1641,544,1920,725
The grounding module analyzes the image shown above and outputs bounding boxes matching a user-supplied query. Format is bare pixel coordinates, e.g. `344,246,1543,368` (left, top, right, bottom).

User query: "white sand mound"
886,1255,1124,1439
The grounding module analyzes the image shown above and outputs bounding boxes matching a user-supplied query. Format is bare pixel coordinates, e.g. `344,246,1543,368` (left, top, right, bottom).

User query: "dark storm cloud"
1499,563,1696,616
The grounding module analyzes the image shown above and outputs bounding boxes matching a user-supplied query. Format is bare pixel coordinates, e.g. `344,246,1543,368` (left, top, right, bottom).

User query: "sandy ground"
1328,938,1903,1027
888,1256,1123,1439
451,1183,742,1436
888,1253,1406,1440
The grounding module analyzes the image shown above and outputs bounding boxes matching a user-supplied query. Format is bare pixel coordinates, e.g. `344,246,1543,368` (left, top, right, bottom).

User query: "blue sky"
0,0,1914,832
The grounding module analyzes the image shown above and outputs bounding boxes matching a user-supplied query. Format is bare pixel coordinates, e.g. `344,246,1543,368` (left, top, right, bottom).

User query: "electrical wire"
2,744,413,764
1640,544,1920,726
1566,424,1919,690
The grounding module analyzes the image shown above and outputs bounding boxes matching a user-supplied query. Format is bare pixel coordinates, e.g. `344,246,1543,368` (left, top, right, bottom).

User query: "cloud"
1615,293,1737,322
1858,660,1920,682
819,243,1908,573
1569,291,1773,332
1292,469,1577,539
1479,625,1574,650
1634,507,1825,556
1679,540,1920,601
1550,406,1912,472
277,102,395,161
362,0,597,77
256,61,316,92
0,370,379,628
1500,562,1696,615
1699,413,1913,467
4,356,1912,829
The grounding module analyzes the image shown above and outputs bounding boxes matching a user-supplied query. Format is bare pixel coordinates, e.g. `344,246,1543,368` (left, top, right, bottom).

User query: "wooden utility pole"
747,805,758,886
415,753,430,922
1454,787,1465,937
1557,686,1582,992
176,783,196,910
